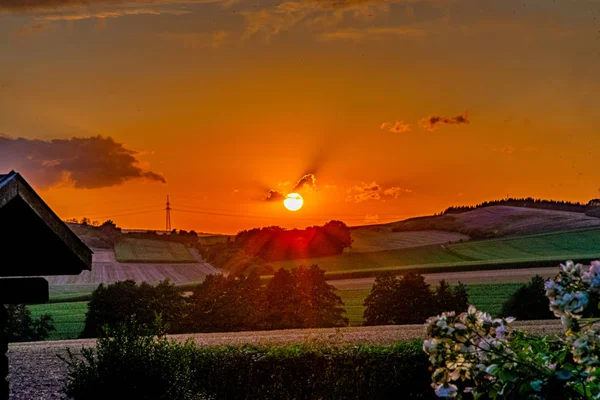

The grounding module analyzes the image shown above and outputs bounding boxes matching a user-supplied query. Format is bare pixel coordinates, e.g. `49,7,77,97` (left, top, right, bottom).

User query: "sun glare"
284,193,303,211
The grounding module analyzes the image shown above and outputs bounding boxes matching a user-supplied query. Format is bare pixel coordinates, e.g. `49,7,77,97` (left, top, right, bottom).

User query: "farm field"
349,229,469,253
44,249,217,286
28,302,88,341
336,283,525,326
446,227,600,261
115,238,196,263
269,227,600,279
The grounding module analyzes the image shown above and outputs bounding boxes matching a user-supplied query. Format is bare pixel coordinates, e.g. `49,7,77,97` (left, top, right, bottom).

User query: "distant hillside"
362,206,600,239
443,197,598,215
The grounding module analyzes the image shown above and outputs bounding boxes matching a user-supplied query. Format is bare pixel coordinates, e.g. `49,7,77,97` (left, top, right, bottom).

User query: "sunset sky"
1,0,599,234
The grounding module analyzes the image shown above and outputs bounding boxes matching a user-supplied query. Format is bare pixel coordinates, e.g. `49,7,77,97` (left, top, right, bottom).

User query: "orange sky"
1,0,599,234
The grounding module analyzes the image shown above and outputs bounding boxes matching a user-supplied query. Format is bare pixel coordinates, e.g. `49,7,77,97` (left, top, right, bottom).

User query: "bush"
81,280,186,338
6,304,55,342
63,324,433,400
500,275,556,320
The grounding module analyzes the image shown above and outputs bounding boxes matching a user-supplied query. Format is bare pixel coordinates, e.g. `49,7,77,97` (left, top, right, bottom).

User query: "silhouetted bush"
81,280,186,338
500,275,554,320
6,304,55,342
363,273,470,325
63,324,433,400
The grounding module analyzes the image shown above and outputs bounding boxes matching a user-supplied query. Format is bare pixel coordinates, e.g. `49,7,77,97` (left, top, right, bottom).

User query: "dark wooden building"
0,171,92,399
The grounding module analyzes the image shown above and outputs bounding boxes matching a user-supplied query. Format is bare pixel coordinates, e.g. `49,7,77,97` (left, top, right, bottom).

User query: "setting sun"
284,193,303,212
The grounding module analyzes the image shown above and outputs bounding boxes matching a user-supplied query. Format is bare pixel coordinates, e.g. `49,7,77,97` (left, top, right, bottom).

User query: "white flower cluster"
424,260,600,399
423,306,515,398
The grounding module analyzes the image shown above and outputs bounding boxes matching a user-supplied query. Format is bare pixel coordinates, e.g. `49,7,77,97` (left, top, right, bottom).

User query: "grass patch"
28,301,88,340
114,238,196,263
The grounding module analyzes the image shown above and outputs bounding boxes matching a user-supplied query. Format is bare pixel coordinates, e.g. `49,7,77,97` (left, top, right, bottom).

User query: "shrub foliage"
63,323,433,400
6,304,55,342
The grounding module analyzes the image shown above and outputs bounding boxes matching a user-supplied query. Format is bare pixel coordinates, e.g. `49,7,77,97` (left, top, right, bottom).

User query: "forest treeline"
443,197,600,215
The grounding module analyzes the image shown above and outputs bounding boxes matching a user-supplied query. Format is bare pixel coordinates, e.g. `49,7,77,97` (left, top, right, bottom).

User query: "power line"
171,208,401,222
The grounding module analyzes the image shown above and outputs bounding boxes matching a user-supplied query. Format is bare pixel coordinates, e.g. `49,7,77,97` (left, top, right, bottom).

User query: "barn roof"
0,171,92,276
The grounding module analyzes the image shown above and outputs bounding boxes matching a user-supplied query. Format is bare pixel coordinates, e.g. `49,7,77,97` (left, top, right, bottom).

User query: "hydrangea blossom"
424,260,600,399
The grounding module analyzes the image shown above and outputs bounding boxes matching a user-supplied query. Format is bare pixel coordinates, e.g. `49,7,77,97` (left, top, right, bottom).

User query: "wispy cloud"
265,189,286,202
319,26,426,41
383,186,413,198
419,112,470,131
380,120,412,133
0,134,165,189
347,181,381,202
158,30,230,48
242,0,406,40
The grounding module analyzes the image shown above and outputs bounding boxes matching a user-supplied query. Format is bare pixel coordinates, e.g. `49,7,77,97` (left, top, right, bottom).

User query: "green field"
114,238,196,263
269,228,600,279
337,283,525,326
28,301,88,341
446,227,600,261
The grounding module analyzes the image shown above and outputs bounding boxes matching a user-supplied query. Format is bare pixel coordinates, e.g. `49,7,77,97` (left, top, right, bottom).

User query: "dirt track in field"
330,266,559,290
7,321,564,400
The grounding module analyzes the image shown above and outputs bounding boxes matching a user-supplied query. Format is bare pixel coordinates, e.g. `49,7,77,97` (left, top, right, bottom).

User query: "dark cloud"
292,173,316,192
0,134,166,189
0,0,220,12
265,189,286,202
419,112,470,131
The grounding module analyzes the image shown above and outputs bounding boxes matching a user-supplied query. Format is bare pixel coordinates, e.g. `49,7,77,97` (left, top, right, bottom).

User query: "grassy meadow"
28,301,88,341
114,238,196,263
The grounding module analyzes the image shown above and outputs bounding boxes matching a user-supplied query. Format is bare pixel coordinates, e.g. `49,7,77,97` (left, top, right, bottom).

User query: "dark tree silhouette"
364,274,470,325
6,304,55,342
81,280,186,338
500,275,555,320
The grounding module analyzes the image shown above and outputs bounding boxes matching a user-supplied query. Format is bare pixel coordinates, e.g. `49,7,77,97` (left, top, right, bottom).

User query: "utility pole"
166,195,172,232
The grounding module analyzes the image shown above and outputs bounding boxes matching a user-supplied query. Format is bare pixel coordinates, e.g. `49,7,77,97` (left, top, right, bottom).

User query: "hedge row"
63,327,434,399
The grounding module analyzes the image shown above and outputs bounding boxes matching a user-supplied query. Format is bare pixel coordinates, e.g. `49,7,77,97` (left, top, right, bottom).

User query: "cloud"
383,186,413,198
319,26,426,41
347,181,381,202
265,189,286,202
380,120,411,133
0,134,165,189
389,121,411,133
242,0,400,40
12,22,50,37
292,173,316,192
36,7,191,21
158,30,230,49
0,0,222,12
419,112,470,131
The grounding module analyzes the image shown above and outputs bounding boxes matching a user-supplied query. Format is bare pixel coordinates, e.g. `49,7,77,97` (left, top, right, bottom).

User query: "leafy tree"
81,280,186,338
183,273,263,332
263,268,301,329
364,274,470,325
6,304,55,342
292,265,348,328
500,275,555,320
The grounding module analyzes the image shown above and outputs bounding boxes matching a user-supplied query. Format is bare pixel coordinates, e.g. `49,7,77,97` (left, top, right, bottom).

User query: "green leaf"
555,369,573,380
